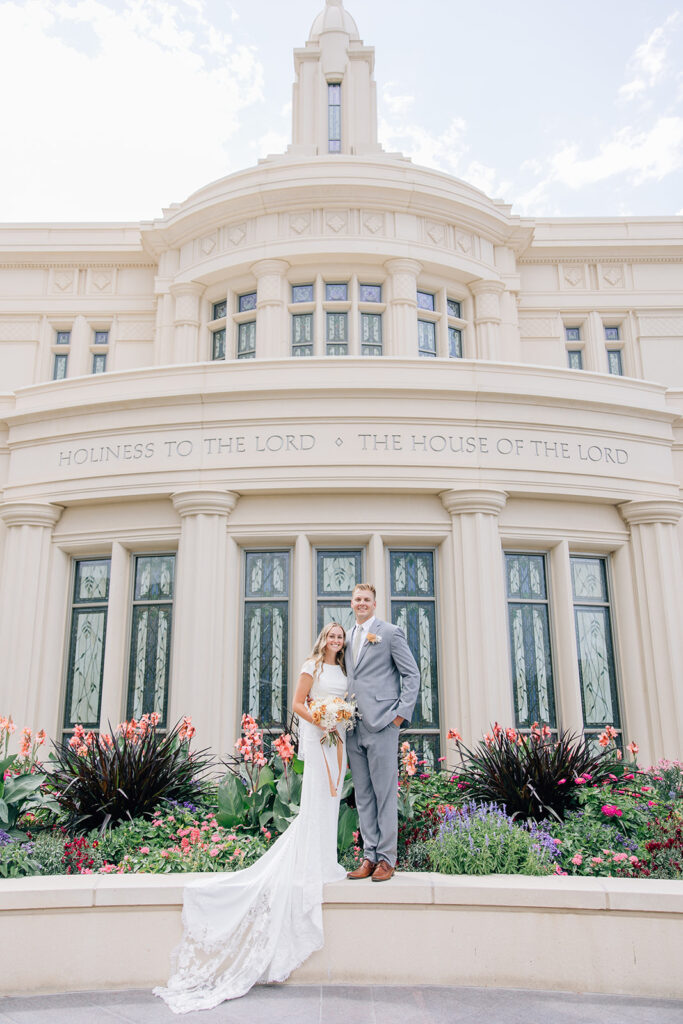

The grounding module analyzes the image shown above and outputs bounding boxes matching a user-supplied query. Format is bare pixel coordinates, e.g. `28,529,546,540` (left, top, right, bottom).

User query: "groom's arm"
390,626,420,725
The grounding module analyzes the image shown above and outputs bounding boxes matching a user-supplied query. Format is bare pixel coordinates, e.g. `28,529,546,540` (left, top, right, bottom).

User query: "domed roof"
308,0,360,41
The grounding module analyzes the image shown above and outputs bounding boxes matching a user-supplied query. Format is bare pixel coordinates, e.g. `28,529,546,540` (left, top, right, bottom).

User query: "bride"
154,622,350,1013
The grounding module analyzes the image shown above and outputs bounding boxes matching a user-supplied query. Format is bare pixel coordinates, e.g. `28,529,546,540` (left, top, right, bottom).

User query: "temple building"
1,0,682,764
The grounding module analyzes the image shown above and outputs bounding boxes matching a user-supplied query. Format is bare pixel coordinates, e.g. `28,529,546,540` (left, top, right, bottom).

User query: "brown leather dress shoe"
371,860,395,882
347,858,377,879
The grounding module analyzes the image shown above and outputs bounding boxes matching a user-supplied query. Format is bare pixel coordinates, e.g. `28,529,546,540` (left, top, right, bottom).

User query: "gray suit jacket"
345,619,420,732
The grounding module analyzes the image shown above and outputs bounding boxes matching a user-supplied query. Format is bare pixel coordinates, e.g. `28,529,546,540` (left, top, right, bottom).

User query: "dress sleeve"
300,659,316,677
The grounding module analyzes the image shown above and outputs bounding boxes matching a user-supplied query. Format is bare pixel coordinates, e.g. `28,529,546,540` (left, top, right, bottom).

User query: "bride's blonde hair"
307,621,347,680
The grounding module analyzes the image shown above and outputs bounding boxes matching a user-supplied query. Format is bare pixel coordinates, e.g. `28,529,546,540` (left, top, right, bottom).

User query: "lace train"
154,719,346,1013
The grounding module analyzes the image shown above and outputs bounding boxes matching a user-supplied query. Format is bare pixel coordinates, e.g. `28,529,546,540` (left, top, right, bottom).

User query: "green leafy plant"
452,723,622,821
0,717,58,839
49,715,213,832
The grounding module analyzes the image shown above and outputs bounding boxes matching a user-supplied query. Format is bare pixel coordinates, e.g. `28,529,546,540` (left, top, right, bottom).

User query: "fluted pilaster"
619,498,683,756
0,501,63,726
440,488,510,740
169,490,239,753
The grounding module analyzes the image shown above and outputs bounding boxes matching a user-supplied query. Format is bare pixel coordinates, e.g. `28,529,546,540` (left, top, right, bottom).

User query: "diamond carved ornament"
563,266,584,287
92,270,113,292
227,224,246,246
426,221,445,245
602,265,624,288
456,232,473,254
201,233,217,255
290,213,311,235
54,270,74,292
326,212,347,233
363,212,384,234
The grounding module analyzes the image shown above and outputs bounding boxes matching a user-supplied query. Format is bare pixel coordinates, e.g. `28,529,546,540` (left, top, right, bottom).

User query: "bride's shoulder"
300,658,316,677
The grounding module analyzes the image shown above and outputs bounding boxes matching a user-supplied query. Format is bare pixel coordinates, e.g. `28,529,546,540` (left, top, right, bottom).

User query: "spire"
289,1,381,157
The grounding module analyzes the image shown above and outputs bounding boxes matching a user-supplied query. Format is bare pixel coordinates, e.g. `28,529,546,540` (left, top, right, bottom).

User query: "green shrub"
423,802,556,876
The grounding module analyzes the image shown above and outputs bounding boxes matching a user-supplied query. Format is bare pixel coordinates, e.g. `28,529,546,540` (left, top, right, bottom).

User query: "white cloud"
550,117,683,188
0,0,263,220
619,12,681,100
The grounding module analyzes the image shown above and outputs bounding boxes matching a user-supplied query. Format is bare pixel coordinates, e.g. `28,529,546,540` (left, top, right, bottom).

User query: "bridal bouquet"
308,695,358,747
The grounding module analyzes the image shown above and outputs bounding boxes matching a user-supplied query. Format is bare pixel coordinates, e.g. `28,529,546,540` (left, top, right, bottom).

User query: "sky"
0,0,682,222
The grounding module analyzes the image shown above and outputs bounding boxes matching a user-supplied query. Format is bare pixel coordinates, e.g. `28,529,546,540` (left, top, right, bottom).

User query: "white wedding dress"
154,661,348,1013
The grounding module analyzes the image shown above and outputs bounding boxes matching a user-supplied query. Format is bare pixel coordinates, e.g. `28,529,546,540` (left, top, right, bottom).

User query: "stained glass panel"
326,283,348,301
318,552,362,595
359,284,381,303
604,326,620,341
56,330,71,345
292,313,313,357
575,608,619,727
361,313,382,355
127,554,175,726
76,560,110,602
246,552,289,598
565,327,581,342
326,312,347,342
237,321,256,358
417,291,435,311
607,350,623,375
212,300,227,320
92,354,107,374
447,299,462,318
292,284,313,303
94,331,109,345
418,320,436,357
127,606,171,721
317,603,356,632
53,354,68,380
448,327,462,358
63,558,111,732
212,329,226,360
567,349,583,370
571,557,607,602
390,551,434,597
242,602,288,728
67,610,107,727
392,601,439,729
505,553,556,729
238,292,257,313
506,554,546,600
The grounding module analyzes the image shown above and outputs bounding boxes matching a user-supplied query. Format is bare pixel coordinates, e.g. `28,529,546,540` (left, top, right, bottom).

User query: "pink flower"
647,800,655,807
591,857,604,864
571,854,583,865
447,729,462,742
139,846,150,855
160,850,170,859
557,778,566,785
612,853,627,862
601,805,623,818
209,847,220,857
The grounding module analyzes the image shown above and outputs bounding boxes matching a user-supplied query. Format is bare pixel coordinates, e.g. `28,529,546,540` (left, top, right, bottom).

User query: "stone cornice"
0,501,63,528
440,488,508,516
172,490,239,518
519,256,683,265
618,498,683,527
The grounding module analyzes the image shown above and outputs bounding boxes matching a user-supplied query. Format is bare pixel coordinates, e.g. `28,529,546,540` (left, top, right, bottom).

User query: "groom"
345,582,420,882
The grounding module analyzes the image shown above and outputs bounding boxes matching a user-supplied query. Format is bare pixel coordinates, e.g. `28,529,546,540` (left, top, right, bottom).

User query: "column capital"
251,259,290,279
384,258,423,276
619,498,683,527
172,490,239,518
169,281,206,298
0,501,63,528
440,488,508,517
470,279,505,325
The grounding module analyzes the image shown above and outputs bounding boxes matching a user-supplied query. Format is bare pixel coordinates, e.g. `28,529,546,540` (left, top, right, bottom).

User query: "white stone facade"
1,1,682,764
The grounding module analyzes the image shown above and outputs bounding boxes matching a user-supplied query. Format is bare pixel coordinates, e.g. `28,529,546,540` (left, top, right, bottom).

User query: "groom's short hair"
352,582,376,598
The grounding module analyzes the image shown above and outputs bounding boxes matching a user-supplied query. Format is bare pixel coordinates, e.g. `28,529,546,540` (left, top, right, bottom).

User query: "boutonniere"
367,633,382,644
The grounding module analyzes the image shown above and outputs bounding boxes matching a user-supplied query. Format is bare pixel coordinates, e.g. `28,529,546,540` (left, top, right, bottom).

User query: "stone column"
619,498,683,758
385,258,422,358
253,259,289,359
154,249,179,366
440,488,510,741
171,282,205,364
0,502,63,726
470,280,505,361
169,490,239,755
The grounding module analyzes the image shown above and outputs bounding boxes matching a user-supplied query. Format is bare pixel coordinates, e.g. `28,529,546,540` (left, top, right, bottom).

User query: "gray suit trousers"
347,718,400,867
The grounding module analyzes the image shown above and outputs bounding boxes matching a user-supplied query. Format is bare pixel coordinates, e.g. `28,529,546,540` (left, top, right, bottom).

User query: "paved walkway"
1,986,682,1023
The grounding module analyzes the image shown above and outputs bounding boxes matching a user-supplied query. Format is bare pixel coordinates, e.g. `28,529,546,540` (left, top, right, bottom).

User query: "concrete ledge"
1,872,682,999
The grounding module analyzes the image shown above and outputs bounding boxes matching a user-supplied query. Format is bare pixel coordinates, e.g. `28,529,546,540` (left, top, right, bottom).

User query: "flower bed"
1,713,682,882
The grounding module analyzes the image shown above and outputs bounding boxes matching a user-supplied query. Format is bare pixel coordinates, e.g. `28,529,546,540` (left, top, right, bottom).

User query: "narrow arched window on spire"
328,83,341,152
